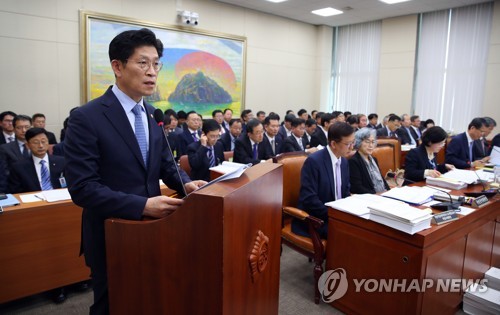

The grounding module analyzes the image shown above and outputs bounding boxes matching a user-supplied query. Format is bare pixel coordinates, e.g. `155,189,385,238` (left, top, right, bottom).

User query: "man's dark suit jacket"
410,126,422,141
473,138,488,159
0,135,6,145
47,131,58,144
0,155,7,192
262,133,284,156
405,145,448,182
492,134,500,148
282,135,308,153
187,141,225,182
445,132,472,169
309,128,327,147
396,127,416,145
233,134,272,165
177,126,202,157
348,151,389,194
64,86,191,304
376,127,398,139
8,155,65,193
292,148,350,239
219,132,235,152
278,125,290,140
0,140,29,170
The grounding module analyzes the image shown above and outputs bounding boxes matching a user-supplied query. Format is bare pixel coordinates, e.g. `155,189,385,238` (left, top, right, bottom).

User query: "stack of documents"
485,267,500,291
325,194,407,219
441,169,482,184
367,203,433,234
463,283,500,315
426,176,468,190
381,186,435,205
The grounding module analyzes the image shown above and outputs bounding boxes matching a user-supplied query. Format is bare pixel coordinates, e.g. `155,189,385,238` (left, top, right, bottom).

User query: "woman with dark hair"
404,126,455,182
349,128,389,194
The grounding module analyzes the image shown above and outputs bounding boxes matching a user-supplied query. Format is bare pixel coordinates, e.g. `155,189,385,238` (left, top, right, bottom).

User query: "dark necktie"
271,139,275,155
132,104,148,165
335,160,342,200
22,144,30,158
7,136,14,143
208,147,216,167
469,142,474,161
192,132,199,142
40,160,53,190
252,143,258,159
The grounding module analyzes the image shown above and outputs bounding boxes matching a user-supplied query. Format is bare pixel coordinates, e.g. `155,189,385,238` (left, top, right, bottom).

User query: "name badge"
59,176,67,188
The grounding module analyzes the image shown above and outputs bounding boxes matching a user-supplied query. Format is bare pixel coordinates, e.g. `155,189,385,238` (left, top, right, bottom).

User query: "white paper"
457,206,475,216
441,169,481,184
490,146,500,165
381,186,434,205
42,188,72,202
401,144,416,151
19,193,45,203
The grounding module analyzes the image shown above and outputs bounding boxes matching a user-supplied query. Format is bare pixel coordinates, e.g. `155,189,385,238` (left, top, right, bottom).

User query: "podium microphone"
386,172,462,211
153,109,187,197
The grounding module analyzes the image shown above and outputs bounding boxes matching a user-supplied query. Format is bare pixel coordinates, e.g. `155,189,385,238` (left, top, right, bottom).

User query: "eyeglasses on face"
126,58,163,72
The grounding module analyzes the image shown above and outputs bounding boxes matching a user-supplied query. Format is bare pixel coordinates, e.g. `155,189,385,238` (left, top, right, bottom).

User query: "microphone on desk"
467,169,499,198
153,109,188,197
386,172,462,211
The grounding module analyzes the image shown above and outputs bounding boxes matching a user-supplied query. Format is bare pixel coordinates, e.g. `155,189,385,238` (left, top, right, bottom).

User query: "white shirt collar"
112,84,144,113
32,153,49,165
265,133,274,142
465,131,474,144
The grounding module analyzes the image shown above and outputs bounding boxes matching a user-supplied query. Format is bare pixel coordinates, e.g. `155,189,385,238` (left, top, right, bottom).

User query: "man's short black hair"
246,118,262,134
468,117,487,130
13,114,32,127
421,126,447,147
223,108,233,114
229,119,242,127
347,115,359,125
212,109,223,117
332,111,343,119
291,118,305,128
483,117,497,128
328,122,354,143
410,115,420,122
241,109,252,120
297,109,307,117
284,114,295,123
256,110,266,117
164,109,178,120
109,28,163,63
264,113,280,126
32,113,46,121
202,119,221,135
305,118,317,127
186,111,199,120
25,127,48,142
0,111,17,121
320,113,334,127
368,113,378,120
388,114,401,122
177,110,187,120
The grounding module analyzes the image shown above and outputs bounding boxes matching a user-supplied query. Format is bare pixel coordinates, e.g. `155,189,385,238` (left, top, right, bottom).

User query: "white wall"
0,0,324,139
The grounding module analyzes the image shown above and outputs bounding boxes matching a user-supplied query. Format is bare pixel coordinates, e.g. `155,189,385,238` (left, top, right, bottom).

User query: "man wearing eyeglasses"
0,111,17,145
0,114,32,171
233,118,273,165
293,122,354,239
64,28,205,315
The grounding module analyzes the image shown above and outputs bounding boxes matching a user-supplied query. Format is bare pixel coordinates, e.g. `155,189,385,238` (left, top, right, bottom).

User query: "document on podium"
192,162,252,194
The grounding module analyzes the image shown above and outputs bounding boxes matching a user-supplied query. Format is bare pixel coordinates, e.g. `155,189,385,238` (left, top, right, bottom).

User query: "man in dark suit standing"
32,113,58,144
0,111,17,145
187,119,225,181
0,114,32,170
262,113,283,157
177,111,203,156
446,117,489,169
309,113,334,148
8,128,65,193
64,28,205,315
233,118,272,165
219,119,242,151
292,122,354,239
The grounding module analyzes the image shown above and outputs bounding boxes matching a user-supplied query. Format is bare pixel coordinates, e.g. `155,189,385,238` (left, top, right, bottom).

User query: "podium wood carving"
249,230,270,283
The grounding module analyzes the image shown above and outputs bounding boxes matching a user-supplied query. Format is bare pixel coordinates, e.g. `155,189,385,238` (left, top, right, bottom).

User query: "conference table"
0,186,175,304
326,183,499,314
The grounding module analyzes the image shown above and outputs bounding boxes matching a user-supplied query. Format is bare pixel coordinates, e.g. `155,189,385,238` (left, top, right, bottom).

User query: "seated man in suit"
474,117,496,159
212,109,228,135
304,118,317,145
367,113,378,129
278,114,295,139
292,122,354,239
283,118,317,154
8,128,65,193
0,111,17,145
222,108,232,131
219,119,242,152
177,111,202,156
262,113,283,156
0,114,33,171
410,115,423,142
32,113,58,144
446,117,490,169
309,112,334,148
240,109,253,134
376,114,401,139
233,118,272,165
0,154,7,192
396,114,417,145
187,119,225,182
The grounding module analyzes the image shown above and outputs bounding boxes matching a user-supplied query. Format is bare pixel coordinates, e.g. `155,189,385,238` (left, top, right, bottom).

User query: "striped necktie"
40,160,53,190
132,104,148,165
192,132,199,142
335,159,342,200
208,146,216,167
252,143,258,159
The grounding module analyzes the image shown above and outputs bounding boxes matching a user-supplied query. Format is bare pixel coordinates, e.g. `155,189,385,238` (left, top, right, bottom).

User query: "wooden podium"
105,163,283,315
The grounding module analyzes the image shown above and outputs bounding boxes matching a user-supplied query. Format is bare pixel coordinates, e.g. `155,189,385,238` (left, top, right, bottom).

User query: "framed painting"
80,11,246,117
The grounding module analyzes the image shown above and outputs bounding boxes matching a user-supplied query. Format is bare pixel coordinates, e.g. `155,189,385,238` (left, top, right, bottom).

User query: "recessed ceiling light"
379,0,411,4
311,7,343,17
266,0,288,3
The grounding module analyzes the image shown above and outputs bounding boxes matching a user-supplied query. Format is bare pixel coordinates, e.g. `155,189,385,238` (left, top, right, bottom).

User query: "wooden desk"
0,186,176,304
326,185,499,314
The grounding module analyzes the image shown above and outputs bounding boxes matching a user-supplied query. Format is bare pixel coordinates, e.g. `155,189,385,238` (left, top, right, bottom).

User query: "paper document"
19,193,45,203
490,146,500,165
42,188,72,202
326,194,407,219
191,162,252,193
401,144,416,151
381,186,434,205
441,169,481,184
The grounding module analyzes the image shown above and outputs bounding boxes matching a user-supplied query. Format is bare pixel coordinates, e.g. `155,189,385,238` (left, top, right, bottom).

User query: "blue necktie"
208,147,215,167
132,104,148,165
40,160,53,190
192,132,199,142
22,144,30,158
252,143,258,159
469,141,474,162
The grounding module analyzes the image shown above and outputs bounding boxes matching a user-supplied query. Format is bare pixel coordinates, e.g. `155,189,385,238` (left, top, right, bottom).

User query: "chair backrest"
179,155,191,177
273,152,308,208
373,138,401,176
436,136,451,164
223,151,233,162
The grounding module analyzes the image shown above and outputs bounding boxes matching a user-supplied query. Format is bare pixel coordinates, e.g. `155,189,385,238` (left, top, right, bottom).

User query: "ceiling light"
379,0,411,4
311,7,343,17
266,0,288,3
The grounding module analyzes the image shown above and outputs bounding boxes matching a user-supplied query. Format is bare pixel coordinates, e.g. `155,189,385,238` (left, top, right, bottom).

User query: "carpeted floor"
0,246,340,314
